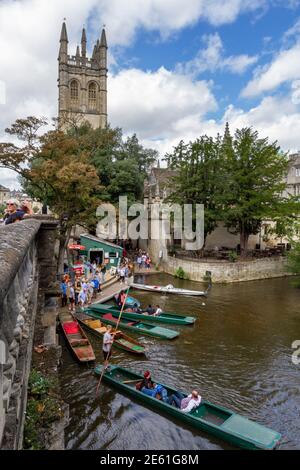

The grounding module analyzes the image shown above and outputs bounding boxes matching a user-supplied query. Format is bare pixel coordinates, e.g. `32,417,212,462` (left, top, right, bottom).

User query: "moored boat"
74,311,146,355
130,282,208,297
59,311,95,363
114,294,141,308
94,364,281,450
89,304,196,325
85,309,179,340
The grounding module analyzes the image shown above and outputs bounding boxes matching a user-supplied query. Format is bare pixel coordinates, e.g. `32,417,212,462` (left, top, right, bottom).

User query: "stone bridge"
0,217,61,449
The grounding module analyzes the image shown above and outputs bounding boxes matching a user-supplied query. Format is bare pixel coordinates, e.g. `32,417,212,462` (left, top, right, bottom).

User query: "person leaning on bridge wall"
3,199,25,225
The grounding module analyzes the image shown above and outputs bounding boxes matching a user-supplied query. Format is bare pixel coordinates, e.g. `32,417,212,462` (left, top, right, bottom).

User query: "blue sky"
1,0,300,188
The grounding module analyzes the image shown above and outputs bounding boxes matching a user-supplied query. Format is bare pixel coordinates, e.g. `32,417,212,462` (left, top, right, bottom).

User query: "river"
59,274,300,450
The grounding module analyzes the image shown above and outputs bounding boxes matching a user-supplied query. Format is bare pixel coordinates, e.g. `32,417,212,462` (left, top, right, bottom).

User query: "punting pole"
96,285,130,395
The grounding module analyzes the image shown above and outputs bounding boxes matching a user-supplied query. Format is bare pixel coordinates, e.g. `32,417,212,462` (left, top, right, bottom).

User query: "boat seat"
70,338,89,347
95,327,107,333
68,333,82,339
86,319,102,328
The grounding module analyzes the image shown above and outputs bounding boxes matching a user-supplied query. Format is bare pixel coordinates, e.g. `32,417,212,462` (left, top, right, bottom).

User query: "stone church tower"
58,22,107,129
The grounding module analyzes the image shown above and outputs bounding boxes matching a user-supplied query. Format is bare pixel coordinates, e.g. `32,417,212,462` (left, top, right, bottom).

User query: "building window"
70,80,79,106
88,82,97,110
296,167,300,177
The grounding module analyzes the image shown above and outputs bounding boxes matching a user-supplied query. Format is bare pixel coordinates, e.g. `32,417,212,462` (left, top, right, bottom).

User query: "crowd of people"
1,198,33,225
60,262,107,310
135,250,152,270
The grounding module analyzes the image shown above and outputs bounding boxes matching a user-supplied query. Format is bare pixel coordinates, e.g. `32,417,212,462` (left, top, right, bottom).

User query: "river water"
59,274,300,450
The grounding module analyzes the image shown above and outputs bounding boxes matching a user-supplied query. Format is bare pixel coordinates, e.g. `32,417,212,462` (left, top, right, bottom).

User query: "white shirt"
103,331,113,352
154,308,162,316
181,394,201,413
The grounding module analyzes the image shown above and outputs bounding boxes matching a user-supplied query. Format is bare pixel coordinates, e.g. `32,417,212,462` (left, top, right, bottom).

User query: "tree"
0,117,101,274
72,125,158,205
286,240,300,286
165,135,224,248
0,117,159,271
221,127,295,254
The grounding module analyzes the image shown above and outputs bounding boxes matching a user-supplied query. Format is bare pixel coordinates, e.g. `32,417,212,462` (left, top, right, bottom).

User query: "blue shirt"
91,279,99,289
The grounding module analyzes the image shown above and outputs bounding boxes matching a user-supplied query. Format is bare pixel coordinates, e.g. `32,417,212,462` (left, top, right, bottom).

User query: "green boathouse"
79,234,123,269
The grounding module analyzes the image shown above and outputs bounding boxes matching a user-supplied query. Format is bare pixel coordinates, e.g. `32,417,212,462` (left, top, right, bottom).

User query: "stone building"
58,22,107,129
285,152,300,197
0,185,9,205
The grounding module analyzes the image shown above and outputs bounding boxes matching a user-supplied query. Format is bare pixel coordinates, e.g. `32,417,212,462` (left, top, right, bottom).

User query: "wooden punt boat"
94,364,281,450
85,309,179,340
130,282,208,297
89,304,196,325
74,311,146,355
58,311,95,363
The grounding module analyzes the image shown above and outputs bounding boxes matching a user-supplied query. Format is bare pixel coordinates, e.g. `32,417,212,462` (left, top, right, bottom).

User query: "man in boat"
102,325,116,370
168,390,201,413
154,305,163,316
143,305,156,315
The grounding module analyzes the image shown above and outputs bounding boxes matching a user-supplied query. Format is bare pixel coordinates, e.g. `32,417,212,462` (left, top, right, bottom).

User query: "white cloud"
200,93,300,153
0,0,299,188
0,80,6,105
94,0,272,44
108,67,217,139
242,42,300,97
176,33,258,76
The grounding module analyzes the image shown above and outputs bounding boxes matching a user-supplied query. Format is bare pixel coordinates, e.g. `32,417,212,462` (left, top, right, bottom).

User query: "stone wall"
0,218,62,449
162,255,291,284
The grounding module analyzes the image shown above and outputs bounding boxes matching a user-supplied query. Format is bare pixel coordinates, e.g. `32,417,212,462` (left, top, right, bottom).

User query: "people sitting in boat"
154,384,169,402
168,390,201,413
154,305,163,316
141,383,169,402
136,370,154,390
126,303,142,314
143,304,156,315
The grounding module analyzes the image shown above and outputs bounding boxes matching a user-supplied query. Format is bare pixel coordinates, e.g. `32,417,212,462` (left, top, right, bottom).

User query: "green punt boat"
89,304,196,325
85,309,179,340
94,365,281,450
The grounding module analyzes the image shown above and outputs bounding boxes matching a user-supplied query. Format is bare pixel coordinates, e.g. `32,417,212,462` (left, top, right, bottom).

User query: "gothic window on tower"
88,82,97,110
70,80,79,107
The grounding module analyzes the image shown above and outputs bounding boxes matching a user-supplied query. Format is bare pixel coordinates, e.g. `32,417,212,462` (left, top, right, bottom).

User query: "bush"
24,370,61,450
174,267,190,280
228,251,238,262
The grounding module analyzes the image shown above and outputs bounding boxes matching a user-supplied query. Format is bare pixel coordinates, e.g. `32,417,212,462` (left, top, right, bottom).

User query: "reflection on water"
59,274,300,449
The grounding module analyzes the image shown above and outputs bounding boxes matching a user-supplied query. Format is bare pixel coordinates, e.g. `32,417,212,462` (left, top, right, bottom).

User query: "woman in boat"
136,370,154,391
168,390,201,413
